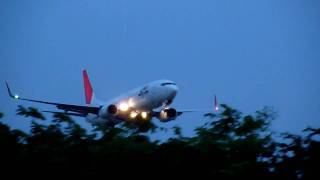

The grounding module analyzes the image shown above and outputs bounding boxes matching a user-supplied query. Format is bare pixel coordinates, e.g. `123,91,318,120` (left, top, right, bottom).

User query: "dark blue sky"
1,0,319,138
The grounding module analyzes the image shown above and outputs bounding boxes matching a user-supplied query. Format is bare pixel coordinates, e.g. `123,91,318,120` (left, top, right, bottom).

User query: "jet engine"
107,104,118,115
158,108,178,122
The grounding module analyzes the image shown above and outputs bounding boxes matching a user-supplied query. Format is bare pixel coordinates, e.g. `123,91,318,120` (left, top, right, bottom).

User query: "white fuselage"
86,80,178,125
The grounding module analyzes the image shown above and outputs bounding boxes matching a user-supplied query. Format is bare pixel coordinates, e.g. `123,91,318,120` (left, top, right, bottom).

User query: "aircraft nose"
169,85,178,98
172,85,178,92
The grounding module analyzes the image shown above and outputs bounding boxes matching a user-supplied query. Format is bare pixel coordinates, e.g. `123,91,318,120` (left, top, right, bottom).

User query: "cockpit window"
138,86,149,96
161,82,176,86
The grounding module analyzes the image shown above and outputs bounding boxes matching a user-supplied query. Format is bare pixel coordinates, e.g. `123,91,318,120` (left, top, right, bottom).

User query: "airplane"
6,70,219,127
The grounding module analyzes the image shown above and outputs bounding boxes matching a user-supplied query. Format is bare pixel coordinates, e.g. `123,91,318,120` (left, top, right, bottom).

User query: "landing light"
130,111,138,119
119,103,129,111
128,99,135,107
14,95,19,99
141,112,148,119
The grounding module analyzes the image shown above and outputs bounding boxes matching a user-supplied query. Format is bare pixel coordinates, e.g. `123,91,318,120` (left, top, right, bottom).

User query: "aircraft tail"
83,70,102,105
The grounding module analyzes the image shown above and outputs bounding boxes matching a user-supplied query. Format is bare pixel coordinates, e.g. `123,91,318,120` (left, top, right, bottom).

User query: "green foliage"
16,105,45,120
121,119,157,134
0,105,318,178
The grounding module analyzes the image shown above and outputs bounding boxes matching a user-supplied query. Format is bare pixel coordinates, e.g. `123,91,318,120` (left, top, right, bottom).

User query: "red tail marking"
83,70,93,104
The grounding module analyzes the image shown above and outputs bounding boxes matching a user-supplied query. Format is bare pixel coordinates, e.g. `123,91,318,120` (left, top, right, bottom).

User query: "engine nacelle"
107,104,118,115
158,108,178,122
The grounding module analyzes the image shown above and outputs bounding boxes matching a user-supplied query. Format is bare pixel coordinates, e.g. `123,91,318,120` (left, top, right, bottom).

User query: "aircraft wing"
174,95,219,113
151,95,219,117
151,109,210,118
43,111,88,117
6,82,100,115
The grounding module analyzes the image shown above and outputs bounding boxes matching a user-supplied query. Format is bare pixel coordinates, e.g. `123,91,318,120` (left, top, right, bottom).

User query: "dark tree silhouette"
0,105,319,179
16,105,45,120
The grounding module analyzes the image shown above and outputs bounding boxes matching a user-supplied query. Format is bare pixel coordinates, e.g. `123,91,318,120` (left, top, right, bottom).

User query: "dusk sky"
1,0,319,139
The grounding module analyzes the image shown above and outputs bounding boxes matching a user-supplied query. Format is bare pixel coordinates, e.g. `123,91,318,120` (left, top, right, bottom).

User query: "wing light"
14,95,19,99
141,112,148,119
130,111,138,119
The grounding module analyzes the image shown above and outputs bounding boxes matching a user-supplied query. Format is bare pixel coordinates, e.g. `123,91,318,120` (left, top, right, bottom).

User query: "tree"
0,105,318,178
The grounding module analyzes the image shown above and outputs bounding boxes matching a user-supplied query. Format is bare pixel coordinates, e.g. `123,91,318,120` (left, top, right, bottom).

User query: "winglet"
214,95,219,112
5,82,19,99
83,70,93,104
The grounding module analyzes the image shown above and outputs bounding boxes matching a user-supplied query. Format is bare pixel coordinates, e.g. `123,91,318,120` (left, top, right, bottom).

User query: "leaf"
16,105,45,120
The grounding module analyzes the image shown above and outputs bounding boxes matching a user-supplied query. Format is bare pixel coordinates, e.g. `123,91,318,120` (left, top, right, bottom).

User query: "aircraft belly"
133,96,162,110
86,113,122,126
